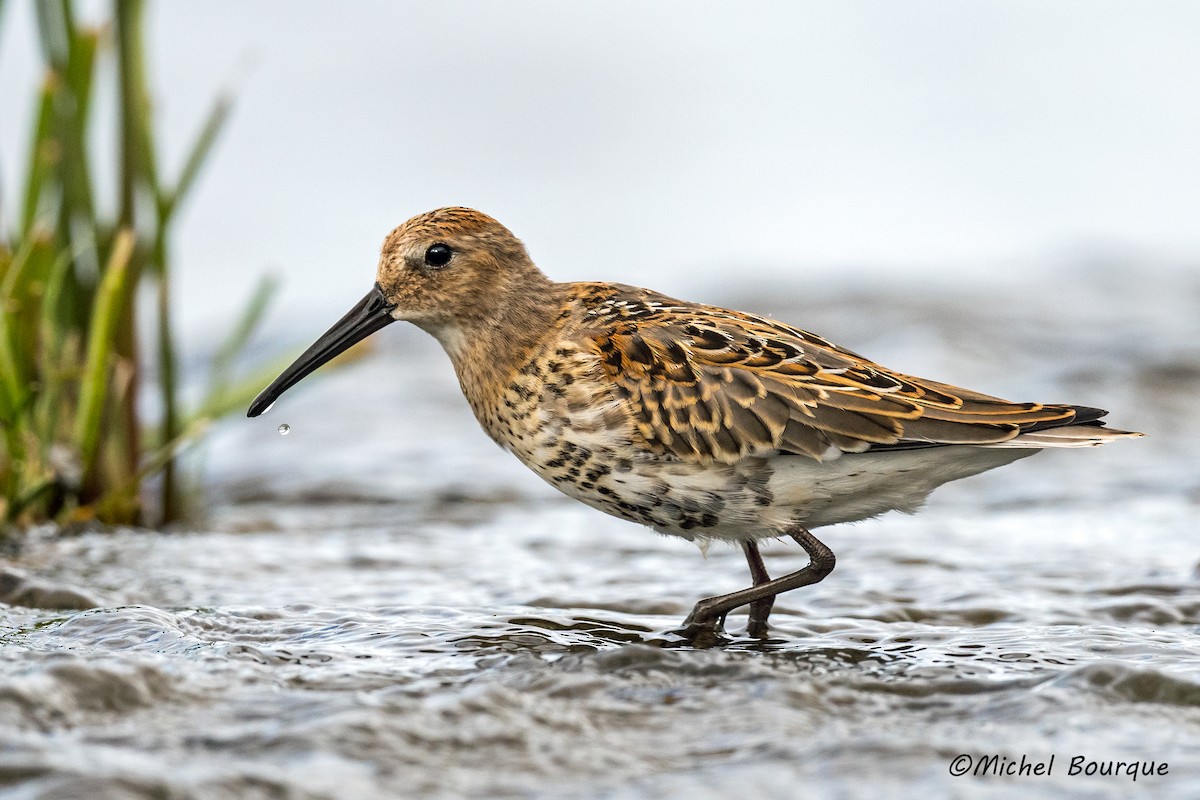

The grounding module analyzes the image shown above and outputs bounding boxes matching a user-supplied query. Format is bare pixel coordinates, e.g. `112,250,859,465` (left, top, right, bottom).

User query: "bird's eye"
424,243,453,268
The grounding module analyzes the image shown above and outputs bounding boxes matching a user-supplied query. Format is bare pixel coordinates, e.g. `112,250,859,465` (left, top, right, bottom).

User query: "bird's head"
376,207,539,329
247,207,545,418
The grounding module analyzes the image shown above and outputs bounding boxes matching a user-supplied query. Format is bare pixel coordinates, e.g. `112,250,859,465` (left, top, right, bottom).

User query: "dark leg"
683,525,835,641
742,540,773,638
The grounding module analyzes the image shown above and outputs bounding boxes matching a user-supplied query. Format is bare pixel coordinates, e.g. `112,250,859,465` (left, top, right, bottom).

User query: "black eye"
424,243,453,268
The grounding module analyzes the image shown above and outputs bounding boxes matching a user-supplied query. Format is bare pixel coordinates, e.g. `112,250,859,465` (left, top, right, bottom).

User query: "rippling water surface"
2,274,1199,799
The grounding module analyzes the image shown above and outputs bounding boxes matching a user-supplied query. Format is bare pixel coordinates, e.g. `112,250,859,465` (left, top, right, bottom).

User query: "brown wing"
582,286,1080,464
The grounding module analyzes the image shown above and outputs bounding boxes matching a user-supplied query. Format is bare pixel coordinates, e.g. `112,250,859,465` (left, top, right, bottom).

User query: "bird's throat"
427,279,570,397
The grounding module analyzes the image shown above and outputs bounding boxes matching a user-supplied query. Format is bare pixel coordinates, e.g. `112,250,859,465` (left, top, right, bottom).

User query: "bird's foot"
670,604,729,648
651,621,727,649
745,616,771,640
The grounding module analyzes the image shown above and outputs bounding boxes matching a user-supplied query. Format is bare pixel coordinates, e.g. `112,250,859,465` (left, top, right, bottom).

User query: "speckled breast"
474,344,782,542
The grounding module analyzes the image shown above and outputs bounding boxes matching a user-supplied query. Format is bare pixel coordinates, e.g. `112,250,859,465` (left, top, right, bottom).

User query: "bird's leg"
683,525,835,641
742,539,773,638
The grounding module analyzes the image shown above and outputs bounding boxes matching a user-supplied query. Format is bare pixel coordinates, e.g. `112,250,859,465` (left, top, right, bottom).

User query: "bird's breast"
451,343,785,540
473,343,631,466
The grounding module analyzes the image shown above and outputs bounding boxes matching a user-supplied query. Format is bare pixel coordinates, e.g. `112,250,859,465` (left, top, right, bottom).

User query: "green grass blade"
34,1,66,67
152,237,179,519
116,0,159,227
30,1,99,257
64,10,100,129
0,235,41,420
31,246,77,440
162,91,233,221
193,353,298,423
0,319,27,423
20,76,59,235
193,275,286,424
73,229,135,482
99,415,210,513
208,274,278,387
1,233,56,424
0,225,38,297
54,1,98,240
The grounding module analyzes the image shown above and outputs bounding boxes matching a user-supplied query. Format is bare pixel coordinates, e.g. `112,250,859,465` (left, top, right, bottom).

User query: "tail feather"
866,404,1143,452
982,424,1144,449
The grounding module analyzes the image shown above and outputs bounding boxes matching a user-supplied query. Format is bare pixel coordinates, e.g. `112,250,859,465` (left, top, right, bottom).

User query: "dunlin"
248,208,1141,642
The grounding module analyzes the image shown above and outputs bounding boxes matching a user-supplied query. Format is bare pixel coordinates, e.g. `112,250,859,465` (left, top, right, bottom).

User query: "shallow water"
2,272,1199,799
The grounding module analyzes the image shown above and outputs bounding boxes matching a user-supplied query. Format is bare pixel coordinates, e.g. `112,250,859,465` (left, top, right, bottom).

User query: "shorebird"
248,207,1141,642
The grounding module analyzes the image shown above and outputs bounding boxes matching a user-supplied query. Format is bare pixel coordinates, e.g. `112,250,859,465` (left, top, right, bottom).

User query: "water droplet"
277,424,291,436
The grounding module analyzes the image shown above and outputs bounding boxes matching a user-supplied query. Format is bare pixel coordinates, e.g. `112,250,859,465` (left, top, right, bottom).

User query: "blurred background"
3,1,1199,340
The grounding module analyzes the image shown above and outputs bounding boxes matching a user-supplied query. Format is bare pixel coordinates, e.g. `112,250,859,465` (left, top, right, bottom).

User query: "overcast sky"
2,1,1198,340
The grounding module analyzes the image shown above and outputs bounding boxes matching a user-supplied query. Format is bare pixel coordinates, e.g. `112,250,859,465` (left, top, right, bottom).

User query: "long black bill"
247,283,396,417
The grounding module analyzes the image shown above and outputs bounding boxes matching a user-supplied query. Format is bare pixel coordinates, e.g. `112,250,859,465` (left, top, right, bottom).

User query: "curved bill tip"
247,284,396,418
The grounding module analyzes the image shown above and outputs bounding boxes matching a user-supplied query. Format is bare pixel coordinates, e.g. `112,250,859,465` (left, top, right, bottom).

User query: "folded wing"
585,289,1099,464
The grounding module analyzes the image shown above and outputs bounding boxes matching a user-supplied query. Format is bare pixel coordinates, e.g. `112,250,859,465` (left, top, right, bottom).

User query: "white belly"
522,440,1037,542
765,446,1037,530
